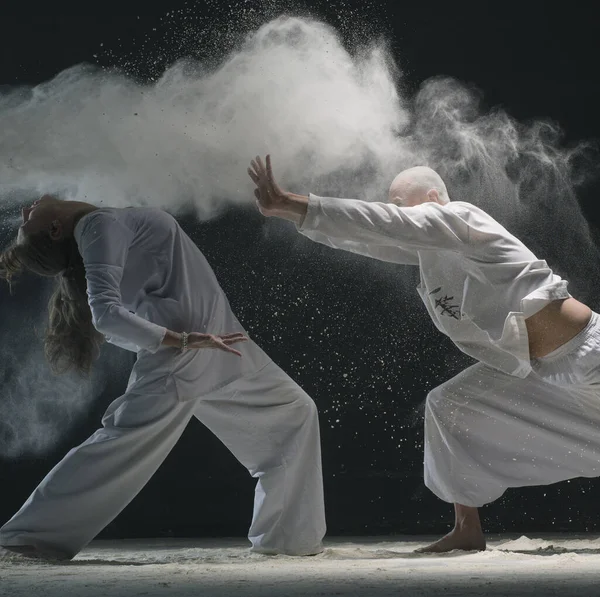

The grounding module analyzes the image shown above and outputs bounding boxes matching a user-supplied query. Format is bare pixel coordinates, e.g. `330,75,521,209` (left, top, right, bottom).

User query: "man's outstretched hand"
247,155,289,217
247,155,310,223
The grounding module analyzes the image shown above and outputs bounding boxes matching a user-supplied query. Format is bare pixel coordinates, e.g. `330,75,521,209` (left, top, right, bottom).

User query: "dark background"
1,2,600,539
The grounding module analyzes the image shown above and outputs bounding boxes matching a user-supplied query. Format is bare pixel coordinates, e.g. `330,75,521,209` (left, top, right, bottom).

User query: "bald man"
248,155,599,553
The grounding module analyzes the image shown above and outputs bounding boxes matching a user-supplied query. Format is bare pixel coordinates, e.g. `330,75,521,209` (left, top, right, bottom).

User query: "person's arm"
300,227,420,265
248,156,469,254
253,174,419,263
104,334,150,353
298,194,469,253
76,212,171,353
77,212,249,356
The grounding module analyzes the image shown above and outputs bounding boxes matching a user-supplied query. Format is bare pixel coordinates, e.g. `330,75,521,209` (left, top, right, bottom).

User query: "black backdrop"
1,2,600,539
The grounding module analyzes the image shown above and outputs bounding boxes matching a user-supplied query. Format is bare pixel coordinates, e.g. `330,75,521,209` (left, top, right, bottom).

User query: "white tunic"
299,194,570,378
74,207,271,399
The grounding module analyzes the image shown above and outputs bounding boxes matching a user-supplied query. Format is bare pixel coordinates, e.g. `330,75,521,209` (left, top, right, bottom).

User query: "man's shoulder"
445,201,479,213
445,201,497,223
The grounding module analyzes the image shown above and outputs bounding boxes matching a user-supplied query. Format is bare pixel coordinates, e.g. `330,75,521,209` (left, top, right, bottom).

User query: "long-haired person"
0,195,325,560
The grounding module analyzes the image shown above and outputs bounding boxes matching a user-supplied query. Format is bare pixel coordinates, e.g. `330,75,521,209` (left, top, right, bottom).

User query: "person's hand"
187,332,249,357
247,155,289,216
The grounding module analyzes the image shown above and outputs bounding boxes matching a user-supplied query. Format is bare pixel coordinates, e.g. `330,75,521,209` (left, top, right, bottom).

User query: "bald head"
388,166,450,207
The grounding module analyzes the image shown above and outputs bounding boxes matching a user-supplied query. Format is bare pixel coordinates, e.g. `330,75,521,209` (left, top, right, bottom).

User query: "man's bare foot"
415,527,486,553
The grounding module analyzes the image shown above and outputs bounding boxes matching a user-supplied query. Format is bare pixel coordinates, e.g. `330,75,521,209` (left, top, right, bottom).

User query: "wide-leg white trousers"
425,312,600,507
0,360,326,558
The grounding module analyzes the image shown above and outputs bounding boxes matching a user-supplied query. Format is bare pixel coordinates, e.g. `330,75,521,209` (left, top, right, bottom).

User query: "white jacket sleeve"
299,229,419,265
75,211,167,353
299,194,471,253
103,335,146,353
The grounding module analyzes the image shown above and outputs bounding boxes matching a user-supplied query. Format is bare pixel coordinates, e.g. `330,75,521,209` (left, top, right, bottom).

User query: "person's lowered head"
0,195,100,376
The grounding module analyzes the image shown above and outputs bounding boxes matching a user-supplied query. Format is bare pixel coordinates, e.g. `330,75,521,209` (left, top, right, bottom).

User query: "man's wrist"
278,192,309,224
284,192,309,209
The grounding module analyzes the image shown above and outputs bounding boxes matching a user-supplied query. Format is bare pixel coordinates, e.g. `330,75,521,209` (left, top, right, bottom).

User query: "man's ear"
49,219,64,241
427,189,440,204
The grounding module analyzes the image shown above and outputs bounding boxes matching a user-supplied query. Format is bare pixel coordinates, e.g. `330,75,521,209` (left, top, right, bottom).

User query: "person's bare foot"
415,526,486,553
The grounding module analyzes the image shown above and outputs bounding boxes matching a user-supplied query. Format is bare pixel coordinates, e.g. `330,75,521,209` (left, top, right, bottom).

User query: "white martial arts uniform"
0,207,325,558
298,194,600,508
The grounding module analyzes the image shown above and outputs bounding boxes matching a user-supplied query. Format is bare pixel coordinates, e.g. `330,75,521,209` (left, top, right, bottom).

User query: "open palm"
247,155,288,216
187,332,248,357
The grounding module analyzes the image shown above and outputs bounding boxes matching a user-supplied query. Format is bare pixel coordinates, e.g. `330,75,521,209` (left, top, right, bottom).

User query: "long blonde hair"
0,228,104,375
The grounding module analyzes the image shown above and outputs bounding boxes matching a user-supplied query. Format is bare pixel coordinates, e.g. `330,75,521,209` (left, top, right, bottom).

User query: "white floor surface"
2,535,600,597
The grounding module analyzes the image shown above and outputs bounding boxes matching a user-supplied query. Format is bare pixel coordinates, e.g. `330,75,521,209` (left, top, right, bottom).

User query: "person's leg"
193,362,326,556
418,362,600,553
0,373,196,560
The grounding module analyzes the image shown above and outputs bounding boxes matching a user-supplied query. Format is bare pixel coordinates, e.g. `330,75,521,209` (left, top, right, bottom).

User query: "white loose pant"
425,312,600,507
0,360,326,559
